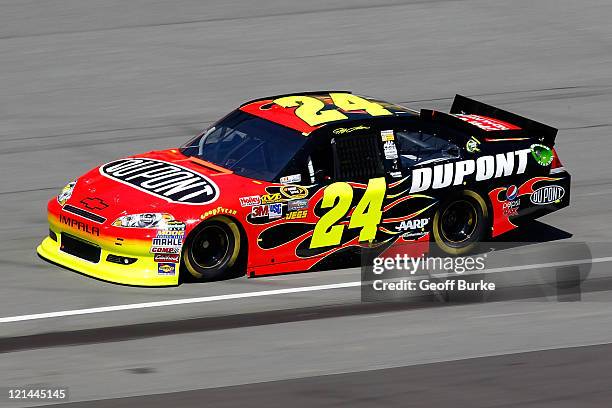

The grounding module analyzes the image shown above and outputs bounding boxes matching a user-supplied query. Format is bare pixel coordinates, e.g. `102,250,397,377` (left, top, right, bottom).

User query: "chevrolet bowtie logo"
80,197,109,211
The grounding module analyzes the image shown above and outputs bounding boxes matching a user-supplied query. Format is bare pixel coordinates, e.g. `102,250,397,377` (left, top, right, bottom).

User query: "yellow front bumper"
37,235,180,286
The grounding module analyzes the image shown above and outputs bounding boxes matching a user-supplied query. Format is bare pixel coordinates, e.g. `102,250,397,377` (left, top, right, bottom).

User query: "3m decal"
530,185,565,205
272,94,392,127
409,149,531,193
530,144,553,166
239,195,261,207
100,158,219,204
310,177,386,249
251,205,269,218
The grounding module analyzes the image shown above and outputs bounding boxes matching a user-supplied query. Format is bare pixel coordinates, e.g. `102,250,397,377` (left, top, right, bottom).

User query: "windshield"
181,111,307,181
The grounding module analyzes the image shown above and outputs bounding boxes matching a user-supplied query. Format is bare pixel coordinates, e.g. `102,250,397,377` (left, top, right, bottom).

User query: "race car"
37,91,570,286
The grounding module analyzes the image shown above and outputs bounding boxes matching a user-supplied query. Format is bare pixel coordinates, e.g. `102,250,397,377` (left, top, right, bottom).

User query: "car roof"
239,91,418,135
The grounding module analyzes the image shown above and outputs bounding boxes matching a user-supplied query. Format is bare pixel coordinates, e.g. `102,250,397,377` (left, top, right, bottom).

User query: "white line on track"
0,282,361,323
1,256,612,324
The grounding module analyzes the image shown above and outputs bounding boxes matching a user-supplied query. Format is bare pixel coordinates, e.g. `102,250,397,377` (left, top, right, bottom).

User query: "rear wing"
421,94,558,146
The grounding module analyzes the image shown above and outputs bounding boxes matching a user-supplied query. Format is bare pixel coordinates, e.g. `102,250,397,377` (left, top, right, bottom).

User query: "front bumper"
38,213,181,286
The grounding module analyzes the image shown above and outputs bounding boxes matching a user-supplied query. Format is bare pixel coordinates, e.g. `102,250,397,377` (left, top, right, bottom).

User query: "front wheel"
431,190,489,256
183,217,242,281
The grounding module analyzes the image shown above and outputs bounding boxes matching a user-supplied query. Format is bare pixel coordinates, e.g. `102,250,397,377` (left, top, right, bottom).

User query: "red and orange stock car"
38,92,570,285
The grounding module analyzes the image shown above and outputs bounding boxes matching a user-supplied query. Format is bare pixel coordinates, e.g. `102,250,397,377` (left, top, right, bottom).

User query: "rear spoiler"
421,94,558,146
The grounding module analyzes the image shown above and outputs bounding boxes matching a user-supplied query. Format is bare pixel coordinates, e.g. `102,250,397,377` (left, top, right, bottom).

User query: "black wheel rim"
440,199,478,244
191,225,230,269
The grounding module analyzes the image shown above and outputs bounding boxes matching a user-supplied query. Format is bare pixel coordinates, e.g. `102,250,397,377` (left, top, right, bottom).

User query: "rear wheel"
432,190,489,256
183,217,242,281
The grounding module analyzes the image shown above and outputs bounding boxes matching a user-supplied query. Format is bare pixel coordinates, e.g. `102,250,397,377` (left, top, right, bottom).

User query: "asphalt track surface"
1,0,612,406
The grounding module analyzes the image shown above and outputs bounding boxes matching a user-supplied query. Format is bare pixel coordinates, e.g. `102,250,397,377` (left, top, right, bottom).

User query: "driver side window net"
332,134,384,182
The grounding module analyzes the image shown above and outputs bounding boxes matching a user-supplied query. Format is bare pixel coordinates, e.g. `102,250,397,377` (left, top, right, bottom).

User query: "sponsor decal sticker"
466,136,481,153
390,171,402,178
287,199,308,211
383,140,398,159
99,158,219,204
200,206,237,220
530,185,565,205
251,205,269,218
409,149,531,193
502,185,520,216
261,193,283,204
503,200,519,217
157,263,176,276
530,144,554,166
402,231,427,240
59,214,100,236
286,210,308,220
395,218,429,232
280,185,308,199
154,254,180,263
151,246,180,254
506,185,518,201
454,114,521,131
380,130,395,141
152,236,182,247
268,203,283,219
280,174,302,184
333,125,370,135
239,195,261,207
150,221,185,254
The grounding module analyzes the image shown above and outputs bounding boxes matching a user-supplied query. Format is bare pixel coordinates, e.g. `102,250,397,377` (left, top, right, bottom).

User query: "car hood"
65,149,261,223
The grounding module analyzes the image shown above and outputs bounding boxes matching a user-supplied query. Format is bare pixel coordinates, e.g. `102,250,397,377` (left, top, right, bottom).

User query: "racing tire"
432,190,489,256
183,216,242,281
